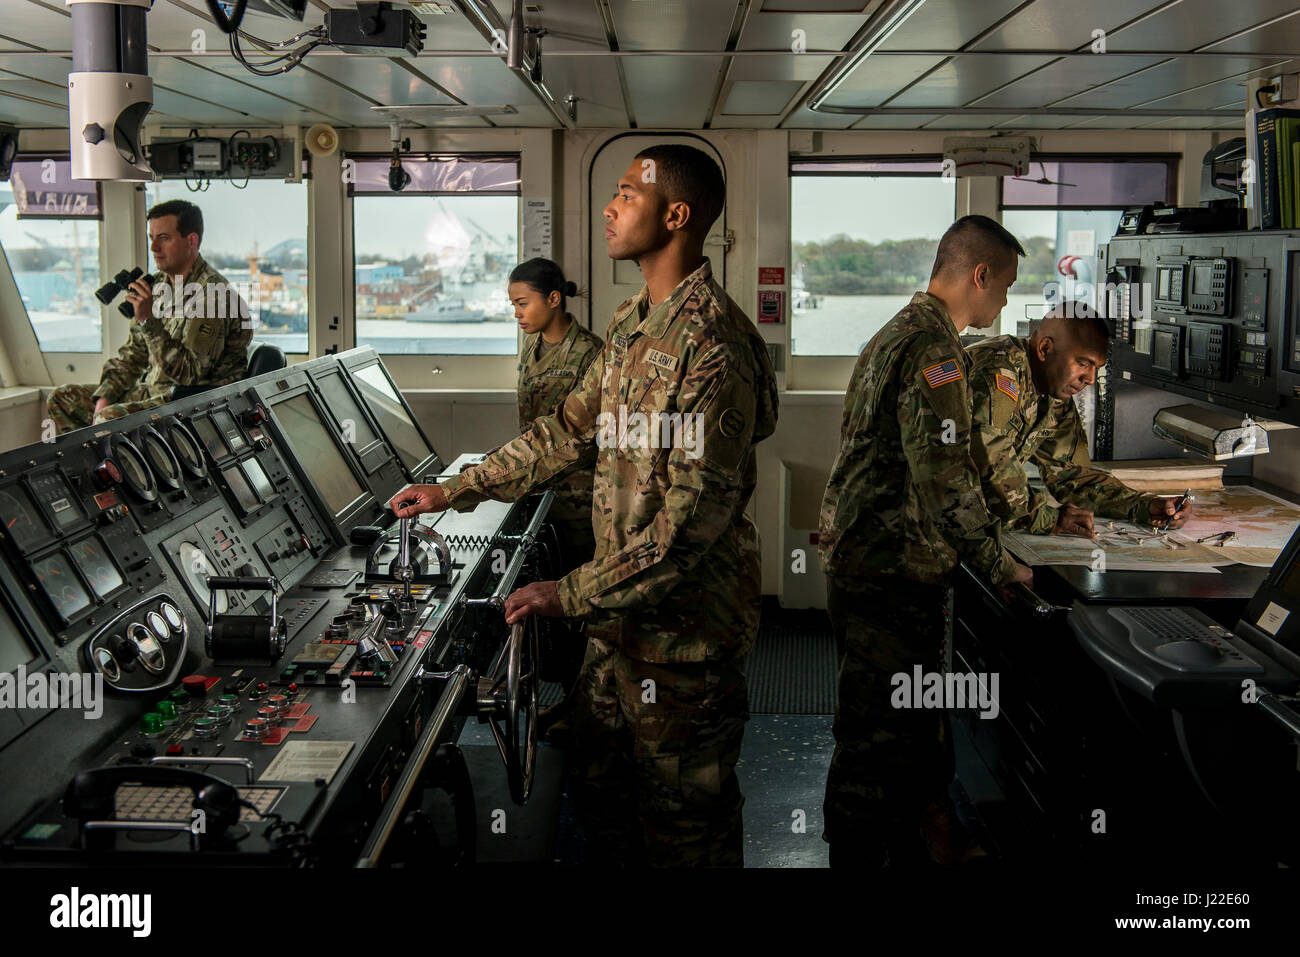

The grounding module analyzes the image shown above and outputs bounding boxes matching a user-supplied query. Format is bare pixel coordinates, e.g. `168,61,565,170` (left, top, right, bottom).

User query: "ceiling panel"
971,55,1167,108
517,57,628,127
1139,114,1248,130
722,79,805,113
1106,0,1300,52
759,0,873,10
880,0,1028,51
1055,56,1287,108
622,55,723,127
153,59,343,124
11,1,72,49
0,93,68,127
728,54,835,81
920,113,1021,129
888,54,1056,107
847,112,932,128
315,58,459,107
405,57,533,105
203,60,388,124
1138,75,1269,112
782,105,860,128
971,0,1158,51
996,114,1094,129
711,114,784,128
820,53,945,107
611,0,737,51
738,12,869,50
0,56,71,90
1207,9,1300,52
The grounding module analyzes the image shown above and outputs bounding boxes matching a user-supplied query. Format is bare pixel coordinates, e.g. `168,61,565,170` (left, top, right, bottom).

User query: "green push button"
218,694,239,707
168,688,188,703
140,712,164,734
156,701,177,721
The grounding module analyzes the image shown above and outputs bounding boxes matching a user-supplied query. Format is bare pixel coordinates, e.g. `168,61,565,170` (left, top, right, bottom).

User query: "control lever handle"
1009,581,1058,619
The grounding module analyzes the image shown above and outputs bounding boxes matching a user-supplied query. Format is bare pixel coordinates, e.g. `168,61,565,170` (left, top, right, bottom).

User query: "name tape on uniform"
922,359,963,389
645,349,680,374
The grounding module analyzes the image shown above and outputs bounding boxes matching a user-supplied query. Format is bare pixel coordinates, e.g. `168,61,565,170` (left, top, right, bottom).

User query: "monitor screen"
1192,263,1214,296
272,394,366,516
0,601,33,674
1158,269,1171,300
351,364,437,473
316,374,379,451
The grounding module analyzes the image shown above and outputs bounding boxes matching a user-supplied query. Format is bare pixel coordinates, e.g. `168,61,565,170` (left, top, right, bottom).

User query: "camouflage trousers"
46,383,161,435
823,574,959,868
538,516,596,689
565,635,748,867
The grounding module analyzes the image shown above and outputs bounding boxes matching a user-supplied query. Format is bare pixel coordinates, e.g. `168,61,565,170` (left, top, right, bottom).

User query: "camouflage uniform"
517,316,604,572
441,259,778,866
46,255,252,434
818,291,1016,867
967,335,1154,532
517,316,603,690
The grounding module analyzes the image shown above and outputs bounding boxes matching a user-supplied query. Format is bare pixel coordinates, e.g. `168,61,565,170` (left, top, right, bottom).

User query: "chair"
169,341,287,402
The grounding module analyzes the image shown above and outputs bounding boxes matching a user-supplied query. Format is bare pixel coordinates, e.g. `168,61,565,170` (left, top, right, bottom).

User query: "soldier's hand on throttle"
125,276,154,322
996,562,1034,605
389,484,448,517
1052,504,1096,538
93,397,109,416
503,581,562,624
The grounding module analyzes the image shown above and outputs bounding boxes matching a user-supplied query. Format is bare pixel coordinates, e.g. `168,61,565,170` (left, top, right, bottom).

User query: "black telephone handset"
63,765,242,848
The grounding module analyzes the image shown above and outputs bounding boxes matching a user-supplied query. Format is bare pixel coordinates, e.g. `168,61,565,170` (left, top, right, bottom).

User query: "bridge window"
0,157,103,353
145,178,310,354
350,155,520,357
790,158,952,356
999,156,1176,335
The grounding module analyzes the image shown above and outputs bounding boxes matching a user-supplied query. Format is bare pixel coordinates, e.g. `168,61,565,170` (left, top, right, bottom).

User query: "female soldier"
508,258,603,702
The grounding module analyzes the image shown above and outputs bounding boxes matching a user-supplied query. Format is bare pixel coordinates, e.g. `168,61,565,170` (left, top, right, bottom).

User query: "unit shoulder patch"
719,407,746,438
921,358,963,389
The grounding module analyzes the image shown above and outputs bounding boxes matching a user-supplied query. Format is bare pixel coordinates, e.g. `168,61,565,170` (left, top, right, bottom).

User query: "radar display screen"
272,394,365,517
352,364,436,473
70,536,124,600
34,552,91,622
316,373,378,450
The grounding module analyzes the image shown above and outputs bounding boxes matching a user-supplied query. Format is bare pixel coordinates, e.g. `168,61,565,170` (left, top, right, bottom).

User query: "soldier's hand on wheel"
1051,504,1095,538
996,563,1034,604
93,397,109,416
389,484,448,517
125,276,154,322
503,581,562,624
1149,496,1192,530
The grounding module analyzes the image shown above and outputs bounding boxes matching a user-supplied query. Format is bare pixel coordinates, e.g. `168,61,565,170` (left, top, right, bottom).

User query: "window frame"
348,151,523,362
998,153,1180,211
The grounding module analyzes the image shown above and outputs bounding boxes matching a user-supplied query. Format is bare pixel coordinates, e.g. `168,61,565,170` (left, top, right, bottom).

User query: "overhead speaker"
305,123,339,158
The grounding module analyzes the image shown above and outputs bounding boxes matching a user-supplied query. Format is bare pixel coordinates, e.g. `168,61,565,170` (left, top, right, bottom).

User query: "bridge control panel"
0,347,553,867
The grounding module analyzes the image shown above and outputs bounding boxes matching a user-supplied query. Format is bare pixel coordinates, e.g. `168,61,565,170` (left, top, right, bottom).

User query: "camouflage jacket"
967,335,1152,533
93,255,252,404
442,260,778,663
818,291,1017,588
517,316,603,528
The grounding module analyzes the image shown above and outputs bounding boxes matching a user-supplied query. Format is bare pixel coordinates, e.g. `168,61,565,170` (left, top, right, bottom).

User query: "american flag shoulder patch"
922,359,963,389
995,373,1020,401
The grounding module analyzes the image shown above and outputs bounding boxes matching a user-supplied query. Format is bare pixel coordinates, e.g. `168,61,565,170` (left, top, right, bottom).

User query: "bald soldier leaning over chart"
966,303,1193,539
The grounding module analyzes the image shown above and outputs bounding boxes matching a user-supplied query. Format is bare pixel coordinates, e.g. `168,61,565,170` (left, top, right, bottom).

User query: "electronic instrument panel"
1102,230,1300,418
0,347,553,866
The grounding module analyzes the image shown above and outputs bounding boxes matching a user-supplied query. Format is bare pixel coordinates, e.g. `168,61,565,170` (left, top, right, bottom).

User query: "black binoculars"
95,267,156,318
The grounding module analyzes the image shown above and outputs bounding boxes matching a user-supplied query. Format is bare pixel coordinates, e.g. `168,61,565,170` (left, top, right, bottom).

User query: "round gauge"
128,623,165,674
164,418,207,481
92,646,120,682
159,601,183,633
108,437,156,503
139,428,182,491
178,541,227,616
0,488,44,551
147,610,170,643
